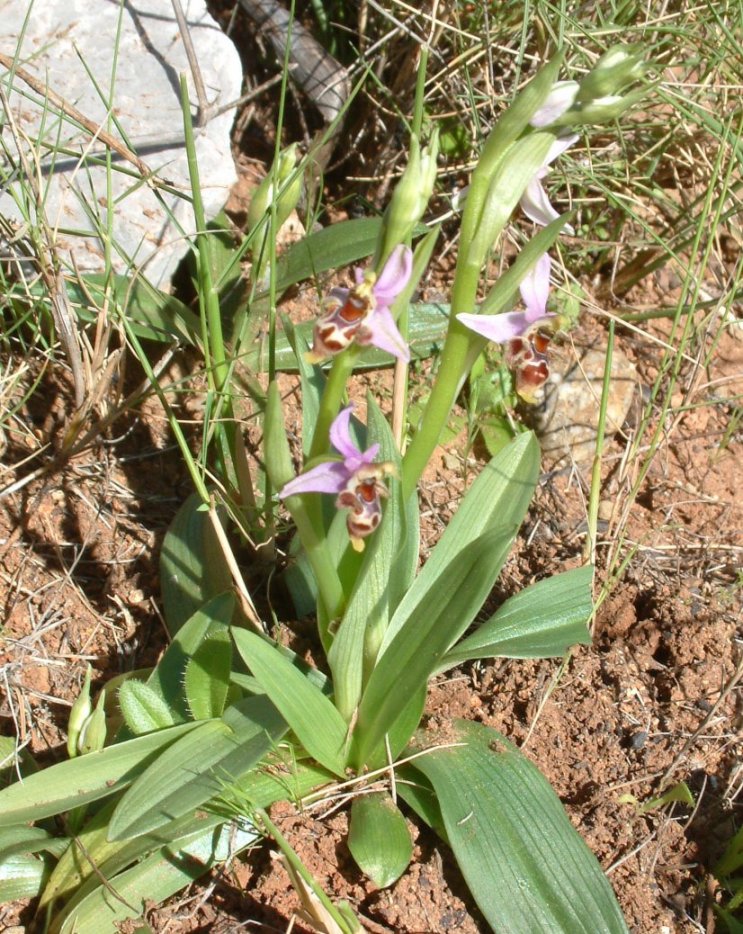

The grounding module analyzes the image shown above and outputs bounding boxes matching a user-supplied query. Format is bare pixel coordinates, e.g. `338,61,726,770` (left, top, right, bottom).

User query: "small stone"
528,345,638,464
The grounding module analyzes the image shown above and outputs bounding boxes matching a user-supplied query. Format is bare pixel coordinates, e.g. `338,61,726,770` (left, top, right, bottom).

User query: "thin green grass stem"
180,76,228,394
585,319,614,566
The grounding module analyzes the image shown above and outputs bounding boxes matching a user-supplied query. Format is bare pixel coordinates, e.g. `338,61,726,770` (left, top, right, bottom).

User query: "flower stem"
310,348,358,459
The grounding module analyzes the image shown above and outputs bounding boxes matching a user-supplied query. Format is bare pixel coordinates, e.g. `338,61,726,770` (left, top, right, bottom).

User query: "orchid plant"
0,45,647,934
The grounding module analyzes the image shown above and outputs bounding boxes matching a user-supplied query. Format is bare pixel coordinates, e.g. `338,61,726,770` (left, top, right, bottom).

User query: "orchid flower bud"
376,129,439,268
77,692,107,756
576,45,645,103
247,144,303,277
67,665,93,759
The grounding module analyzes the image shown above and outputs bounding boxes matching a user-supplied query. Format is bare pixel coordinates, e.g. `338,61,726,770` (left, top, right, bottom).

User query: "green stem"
401,261,481,499
286,497,345,620
309,348,358,459
180,76,228,393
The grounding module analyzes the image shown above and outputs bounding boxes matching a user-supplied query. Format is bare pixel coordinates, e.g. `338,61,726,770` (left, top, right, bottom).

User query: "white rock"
1,0,242,288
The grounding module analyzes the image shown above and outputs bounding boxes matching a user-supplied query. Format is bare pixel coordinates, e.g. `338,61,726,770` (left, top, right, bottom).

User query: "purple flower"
456,253,556,404
279,405,392,551
457,252,553,344
308,245,412,364
520,134,579,230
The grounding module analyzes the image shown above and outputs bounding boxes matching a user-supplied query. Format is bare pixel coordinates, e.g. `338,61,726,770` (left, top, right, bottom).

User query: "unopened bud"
576,45,645,103
247,144,303,276
530,81,580,128
77,693,107,756
67,666,93,759
377,129,439,268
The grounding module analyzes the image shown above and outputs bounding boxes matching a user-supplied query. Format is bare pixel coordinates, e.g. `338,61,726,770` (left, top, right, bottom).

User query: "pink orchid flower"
280,405,393,551
308,245,412,364
457,253,557,403
520,134,579,230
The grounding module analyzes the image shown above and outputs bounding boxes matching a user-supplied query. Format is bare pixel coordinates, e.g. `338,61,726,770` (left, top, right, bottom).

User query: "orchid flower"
280,405,393,551
308,245,412,364
520,134,579,230
457,253,557,403
529,81,580,128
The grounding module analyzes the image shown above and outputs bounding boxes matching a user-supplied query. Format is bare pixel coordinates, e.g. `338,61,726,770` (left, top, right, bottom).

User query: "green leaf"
479,216,569,317
282,314,326,458
109,696,286,840
68,274,201,344
232,630,347,776
381,432,540,650
273,217,383,293
264,379,296,491
0,825,68,861
118,680,177,734
147,592,236,720
352,527,514,768
440,565,594,670
41,756,330,911
411,720,628,934
0,722,200,827
159,495,233,635
0,849,54,901
328,395,419,722
348,793,412,888
184,629,233,719
54,821,259,934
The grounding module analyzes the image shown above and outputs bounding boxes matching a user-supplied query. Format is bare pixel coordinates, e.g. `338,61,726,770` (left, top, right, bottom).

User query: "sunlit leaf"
109,696,286,840
410,720,628,934
348,793,412,888
440,565,594,670
160,495,232,635
184,628,233,719
118,680,177,734
232,630,347,776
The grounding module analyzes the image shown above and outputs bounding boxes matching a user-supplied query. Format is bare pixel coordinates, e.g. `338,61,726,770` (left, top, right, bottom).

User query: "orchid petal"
519,253,551,322
520,176,560,227
530,81,580,128
344,443,380,475
280,461,349,498
329,405,361,461
357,306,411,362
543,133,579,168
373,245,413,307
457,310,534,344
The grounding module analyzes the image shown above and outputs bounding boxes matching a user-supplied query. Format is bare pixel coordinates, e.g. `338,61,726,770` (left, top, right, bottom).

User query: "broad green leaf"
0,825,67,861
352,527,514,768
184,629,233,719
0,849,54,901
411,720,628,934
109,695,286,840
328,395,419,722
41,756,330,910
381,432,540,651
55,821,258,934
0,722,200,827
232,630,347,776
68,274,200,344
118,680,177,734
348,793,412,888
273,217,383,293
363,683,426,772
160,495,233,635
440,565,594,670
147,592,236,720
